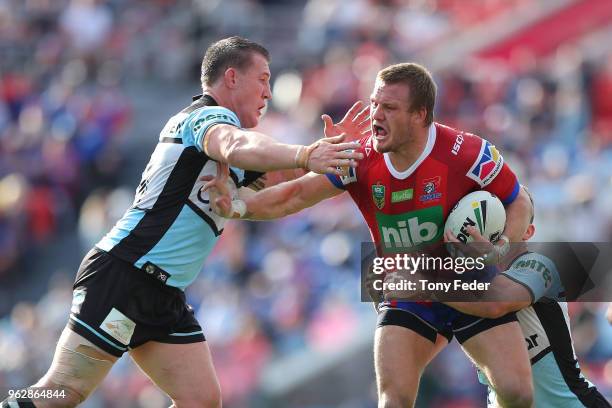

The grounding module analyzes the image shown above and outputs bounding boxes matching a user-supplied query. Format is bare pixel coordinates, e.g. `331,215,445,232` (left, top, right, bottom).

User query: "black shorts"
377,303,517,344
67,248,205,357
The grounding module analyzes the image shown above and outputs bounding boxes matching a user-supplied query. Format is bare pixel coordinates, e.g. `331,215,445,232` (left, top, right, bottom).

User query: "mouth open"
373,124,387,139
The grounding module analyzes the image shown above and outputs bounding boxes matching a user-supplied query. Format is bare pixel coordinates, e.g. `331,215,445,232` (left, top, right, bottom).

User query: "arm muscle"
204,124,299,171
444,275,532,318
239,173,343,220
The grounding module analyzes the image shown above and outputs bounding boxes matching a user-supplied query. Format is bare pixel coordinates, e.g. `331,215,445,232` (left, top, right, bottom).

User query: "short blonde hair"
377,63,436,126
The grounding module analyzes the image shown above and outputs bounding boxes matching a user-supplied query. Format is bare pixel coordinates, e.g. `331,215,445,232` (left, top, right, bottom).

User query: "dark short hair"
377,63,436,126
201,36,270,86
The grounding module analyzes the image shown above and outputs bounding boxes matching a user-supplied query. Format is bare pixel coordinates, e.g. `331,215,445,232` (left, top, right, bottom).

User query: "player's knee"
494,378,533,408
377,381,416,408
171,382,222,408
378,391,415,408
36,332,115,406
172,392,221,408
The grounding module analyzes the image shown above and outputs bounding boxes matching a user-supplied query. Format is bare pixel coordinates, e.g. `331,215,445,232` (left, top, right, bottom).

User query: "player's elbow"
223,135,249,165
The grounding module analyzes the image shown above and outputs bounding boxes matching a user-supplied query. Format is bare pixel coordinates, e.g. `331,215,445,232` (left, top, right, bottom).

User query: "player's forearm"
242,181,305,220
218,130,301,171
444,301,519,319
241,173,341,220
444,276,531,317
502,187,531,242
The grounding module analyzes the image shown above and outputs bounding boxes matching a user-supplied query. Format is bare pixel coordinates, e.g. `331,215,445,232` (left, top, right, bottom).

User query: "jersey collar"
383,123,436,180
191,94,218,106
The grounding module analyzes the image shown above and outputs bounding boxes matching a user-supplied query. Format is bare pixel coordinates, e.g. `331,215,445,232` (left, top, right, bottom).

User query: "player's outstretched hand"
444,226,509,265
321,100,371,142
200,162,234,218
305,137,363,175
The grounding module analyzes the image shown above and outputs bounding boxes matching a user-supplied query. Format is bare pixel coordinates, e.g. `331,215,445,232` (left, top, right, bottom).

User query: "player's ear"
413,107,427,126
223,67,238,89
523,224,535,241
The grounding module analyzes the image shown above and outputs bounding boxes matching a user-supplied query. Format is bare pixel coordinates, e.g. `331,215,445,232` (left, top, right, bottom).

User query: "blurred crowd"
1,0,611,407
0,0,132,284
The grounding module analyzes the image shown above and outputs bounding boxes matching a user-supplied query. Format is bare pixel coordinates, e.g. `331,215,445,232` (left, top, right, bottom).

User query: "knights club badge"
372,182,386,210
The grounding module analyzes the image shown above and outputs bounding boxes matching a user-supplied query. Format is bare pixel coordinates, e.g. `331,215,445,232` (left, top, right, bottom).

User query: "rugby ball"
444,190,506,245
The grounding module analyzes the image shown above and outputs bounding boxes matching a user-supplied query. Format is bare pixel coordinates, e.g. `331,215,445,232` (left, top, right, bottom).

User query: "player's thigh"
460,320,532,401
34,326,118,407
129,340,220,407
374,326,447,403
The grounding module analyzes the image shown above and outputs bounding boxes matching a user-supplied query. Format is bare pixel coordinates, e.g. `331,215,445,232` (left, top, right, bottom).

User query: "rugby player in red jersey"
206,63,534,407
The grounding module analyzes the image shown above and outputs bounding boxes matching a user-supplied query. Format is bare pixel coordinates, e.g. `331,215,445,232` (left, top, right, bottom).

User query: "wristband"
295,146,308,168
496,234,510,257
230,199,247,218
295,142,320,169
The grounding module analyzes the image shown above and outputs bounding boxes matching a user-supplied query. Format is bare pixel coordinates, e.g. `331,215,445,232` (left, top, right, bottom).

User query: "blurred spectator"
60,0,113,53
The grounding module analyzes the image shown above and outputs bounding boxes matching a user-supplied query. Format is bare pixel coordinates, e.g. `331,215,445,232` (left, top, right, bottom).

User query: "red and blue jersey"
327,122,519,255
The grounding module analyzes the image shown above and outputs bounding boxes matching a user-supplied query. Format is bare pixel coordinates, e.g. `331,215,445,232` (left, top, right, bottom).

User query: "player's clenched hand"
304,137,363,175
321,100,371,142
444,226,509,265
200,162,235,218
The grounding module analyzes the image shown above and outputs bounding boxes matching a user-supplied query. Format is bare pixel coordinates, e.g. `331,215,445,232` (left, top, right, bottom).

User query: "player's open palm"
322,100,371,142
305,138,364,175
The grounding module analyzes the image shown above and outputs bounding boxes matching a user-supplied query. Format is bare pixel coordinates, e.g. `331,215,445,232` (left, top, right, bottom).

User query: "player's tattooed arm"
443,274,532,319
246,174,267,191
202,168,343,220
238,172,343,220
443,225,532,317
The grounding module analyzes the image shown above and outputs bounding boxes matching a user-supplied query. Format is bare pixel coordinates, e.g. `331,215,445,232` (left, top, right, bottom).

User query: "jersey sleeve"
325,135,369,190
501,252,564,303
183,106,241,153
462,135,519,205
326,166,357,190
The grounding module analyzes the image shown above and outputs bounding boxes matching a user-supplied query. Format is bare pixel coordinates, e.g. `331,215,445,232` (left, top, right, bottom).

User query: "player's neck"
387,127,429,172
201,87,231,110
